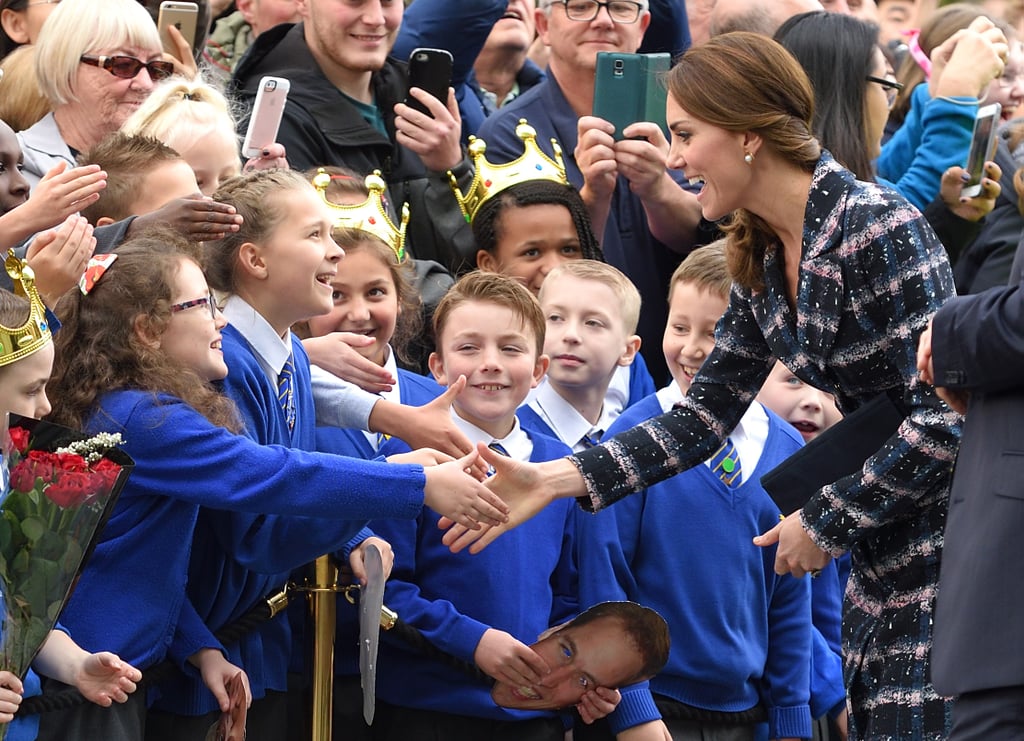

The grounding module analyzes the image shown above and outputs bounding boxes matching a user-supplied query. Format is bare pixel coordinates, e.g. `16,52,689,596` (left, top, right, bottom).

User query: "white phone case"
242,76,291,159
961,102,1001,198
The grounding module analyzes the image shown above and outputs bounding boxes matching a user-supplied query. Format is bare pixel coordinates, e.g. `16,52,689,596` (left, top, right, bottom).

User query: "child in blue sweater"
43,235,506,739
369,271,608,740
519,260,646,452
142,169,505,740
575,243,813,741
0,270,142,741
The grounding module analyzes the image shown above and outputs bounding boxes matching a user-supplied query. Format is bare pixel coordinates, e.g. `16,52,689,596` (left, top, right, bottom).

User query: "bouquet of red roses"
0,413,133,728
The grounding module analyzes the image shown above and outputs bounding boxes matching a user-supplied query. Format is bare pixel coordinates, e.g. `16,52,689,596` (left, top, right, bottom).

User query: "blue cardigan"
576,395,812,739
56,387,426,679
152,326,412,715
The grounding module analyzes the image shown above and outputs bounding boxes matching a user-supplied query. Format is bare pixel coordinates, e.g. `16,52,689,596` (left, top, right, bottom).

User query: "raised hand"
26,213,95,307
394,87,463,173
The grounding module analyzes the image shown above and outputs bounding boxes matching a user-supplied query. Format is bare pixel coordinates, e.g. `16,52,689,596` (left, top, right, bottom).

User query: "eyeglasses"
552,0,644,24
170,294,218,320
79,55,175,82
866,74,904,106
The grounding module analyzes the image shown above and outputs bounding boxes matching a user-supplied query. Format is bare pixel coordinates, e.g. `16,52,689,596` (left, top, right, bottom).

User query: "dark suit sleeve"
932,269,1024,393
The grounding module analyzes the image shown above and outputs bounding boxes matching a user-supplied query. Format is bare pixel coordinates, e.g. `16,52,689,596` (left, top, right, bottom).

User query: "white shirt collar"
656,382,770,476
222,295,293,383
449,409,533,463
528,378,614,452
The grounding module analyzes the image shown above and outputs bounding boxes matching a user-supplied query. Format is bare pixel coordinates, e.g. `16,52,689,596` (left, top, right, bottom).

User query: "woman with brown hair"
454,32,967,739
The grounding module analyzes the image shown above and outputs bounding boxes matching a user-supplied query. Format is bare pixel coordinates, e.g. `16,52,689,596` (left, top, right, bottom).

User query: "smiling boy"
369,271,609,739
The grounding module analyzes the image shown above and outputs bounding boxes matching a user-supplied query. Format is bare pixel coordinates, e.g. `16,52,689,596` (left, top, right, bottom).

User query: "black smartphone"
406,47,453,117
961,102,1001,198
593,52,670,141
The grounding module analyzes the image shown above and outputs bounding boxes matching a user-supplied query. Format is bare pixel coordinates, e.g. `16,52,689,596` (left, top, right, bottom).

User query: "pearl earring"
744,152,754,165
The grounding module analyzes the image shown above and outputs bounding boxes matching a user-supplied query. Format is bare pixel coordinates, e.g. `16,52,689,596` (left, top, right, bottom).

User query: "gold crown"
0,251,52,368
311,169,409,261
448,119,568,223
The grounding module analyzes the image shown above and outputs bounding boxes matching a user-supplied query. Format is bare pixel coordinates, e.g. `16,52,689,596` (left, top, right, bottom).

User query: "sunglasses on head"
79,55,175,82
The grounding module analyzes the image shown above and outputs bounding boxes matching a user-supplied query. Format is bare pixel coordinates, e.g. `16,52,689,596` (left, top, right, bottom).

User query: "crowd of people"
0,0,1021,739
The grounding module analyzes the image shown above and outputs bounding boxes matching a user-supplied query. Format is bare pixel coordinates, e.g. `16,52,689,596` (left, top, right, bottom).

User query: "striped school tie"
278,354,296,431
580,429,604,449
709,437,742,486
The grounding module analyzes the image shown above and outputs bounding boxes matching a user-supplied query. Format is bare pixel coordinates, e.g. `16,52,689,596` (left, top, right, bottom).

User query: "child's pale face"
662,281,728,395
756,360,843,443
159,258,229,383
253,186,343,335
305,246,399,367
541,274,638,393
0,122,29,215
172,128,242,197
0,340,54,421
428,301,547,439
124,160,200,219
477,202,583,295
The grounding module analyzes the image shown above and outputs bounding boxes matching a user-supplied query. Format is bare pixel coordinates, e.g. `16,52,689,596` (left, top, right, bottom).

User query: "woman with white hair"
16,0,174,189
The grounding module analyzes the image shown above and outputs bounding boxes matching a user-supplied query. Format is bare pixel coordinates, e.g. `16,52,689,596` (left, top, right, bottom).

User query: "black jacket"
231,23,475,273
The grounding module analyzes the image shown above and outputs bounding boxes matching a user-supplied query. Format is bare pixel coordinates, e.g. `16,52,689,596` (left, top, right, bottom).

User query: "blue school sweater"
57,389,426,678
151,326,421,715
371,430,578,722
576,395,812,740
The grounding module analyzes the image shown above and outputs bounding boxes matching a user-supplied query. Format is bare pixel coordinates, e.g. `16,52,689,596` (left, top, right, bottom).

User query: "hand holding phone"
158,1,198,57
592,52,670,141
961,102,1001,198
405,48,453,117
242,77,290,160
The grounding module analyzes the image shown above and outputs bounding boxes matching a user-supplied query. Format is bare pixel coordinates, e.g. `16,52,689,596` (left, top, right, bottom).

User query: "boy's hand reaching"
74,652,142,707
302,333,396,393
0,671,23,723
422,448,509,529
440,442,560,553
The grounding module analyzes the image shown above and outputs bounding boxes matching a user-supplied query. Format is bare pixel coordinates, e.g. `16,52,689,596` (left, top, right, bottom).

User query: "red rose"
10,450,61,490
44,473,95,508
8,426,29,454
90,458,122,492
55,453,89,473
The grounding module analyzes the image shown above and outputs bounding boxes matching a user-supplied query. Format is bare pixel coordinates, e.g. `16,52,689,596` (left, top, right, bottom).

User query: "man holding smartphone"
230,0,480,273
476,0,706,385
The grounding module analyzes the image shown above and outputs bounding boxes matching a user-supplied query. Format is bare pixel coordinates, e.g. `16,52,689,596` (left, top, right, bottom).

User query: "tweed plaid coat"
572,153,962,739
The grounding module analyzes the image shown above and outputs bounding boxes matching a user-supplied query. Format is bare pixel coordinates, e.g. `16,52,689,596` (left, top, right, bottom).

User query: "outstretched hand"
422,448,510,529
753,512,830,578
439,442,561,554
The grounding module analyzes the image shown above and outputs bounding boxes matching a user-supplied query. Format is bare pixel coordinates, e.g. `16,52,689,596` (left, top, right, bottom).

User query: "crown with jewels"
0,251,52,368
311,169,409,261
448,119,568,223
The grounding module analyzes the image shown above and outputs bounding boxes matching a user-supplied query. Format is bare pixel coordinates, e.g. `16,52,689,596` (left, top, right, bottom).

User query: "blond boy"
520,259,647,452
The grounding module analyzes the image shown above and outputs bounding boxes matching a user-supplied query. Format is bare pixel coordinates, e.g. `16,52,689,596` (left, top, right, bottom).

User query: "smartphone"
158,1,199,56
242,76,290,159
405,47,453,117
961,102,1001,198
593,52,670,141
